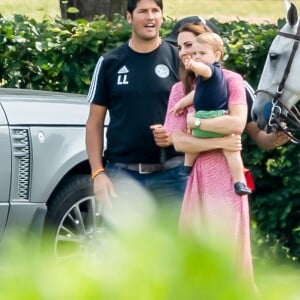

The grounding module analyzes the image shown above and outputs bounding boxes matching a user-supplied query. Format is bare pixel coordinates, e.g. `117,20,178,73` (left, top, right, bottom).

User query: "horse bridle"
255,21,300,144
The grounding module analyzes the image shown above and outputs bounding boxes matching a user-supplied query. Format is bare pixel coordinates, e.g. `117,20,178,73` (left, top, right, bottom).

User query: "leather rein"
255,22,300,144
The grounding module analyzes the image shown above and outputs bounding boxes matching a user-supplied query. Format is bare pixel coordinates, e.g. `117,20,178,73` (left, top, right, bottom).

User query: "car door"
0,103,11,240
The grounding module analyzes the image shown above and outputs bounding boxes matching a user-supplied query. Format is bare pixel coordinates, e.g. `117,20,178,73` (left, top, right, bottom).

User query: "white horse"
251,0,300,142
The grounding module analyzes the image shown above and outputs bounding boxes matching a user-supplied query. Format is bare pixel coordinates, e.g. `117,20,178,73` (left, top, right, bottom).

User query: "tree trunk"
60,0,126,21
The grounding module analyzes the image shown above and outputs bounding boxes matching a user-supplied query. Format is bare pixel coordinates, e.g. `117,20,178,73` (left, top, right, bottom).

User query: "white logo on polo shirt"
117,66,129,85
155,64,170,78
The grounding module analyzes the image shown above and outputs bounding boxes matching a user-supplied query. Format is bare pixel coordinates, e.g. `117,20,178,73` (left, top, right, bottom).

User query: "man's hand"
93,173,116,207
271,130,290,147
150,124,172,147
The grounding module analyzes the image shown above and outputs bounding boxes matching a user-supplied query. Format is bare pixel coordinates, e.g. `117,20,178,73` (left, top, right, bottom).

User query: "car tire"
43,174,105,259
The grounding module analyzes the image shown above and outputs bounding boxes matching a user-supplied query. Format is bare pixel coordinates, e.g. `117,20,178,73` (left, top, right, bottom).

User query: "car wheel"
44,174,105,260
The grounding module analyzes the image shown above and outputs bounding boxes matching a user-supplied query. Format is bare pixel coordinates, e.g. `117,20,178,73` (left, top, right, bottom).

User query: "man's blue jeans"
105,162,189,216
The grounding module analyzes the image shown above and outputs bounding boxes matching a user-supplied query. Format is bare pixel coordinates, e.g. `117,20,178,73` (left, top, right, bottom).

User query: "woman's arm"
172,131,242,153
187,104,247,135
154,74,246,154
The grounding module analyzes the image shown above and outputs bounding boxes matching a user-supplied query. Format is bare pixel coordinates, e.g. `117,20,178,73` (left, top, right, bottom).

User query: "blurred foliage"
0,13,299,264
1,215,300,300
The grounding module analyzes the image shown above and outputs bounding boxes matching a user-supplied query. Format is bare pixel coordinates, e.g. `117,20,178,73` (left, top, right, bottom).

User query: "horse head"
252,1,300,137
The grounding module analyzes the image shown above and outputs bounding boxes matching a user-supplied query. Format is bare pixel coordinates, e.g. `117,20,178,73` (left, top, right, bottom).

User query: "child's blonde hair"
195,32,225,59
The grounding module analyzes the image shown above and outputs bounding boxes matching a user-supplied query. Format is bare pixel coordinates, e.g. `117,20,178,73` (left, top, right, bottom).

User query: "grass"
165,0,300,23
1,0,300,22
0,0,60,20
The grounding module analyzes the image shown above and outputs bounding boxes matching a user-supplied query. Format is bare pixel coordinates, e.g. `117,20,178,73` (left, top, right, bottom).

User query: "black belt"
109,156,183,174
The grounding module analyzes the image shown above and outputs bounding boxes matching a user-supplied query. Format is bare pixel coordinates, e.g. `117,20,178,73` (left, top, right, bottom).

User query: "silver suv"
0,88,107,258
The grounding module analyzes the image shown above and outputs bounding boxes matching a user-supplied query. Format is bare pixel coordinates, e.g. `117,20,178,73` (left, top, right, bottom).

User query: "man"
86,0,188,209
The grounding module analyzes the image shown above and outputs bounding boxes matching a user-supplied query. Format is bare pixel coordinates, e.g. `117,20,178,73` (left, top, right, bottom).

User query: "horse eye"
269,53,278,61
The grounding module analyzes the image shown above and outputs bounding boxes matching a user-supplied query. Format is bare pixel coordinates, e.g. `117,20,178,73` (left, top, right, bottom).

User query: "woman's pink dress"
164,69,254,281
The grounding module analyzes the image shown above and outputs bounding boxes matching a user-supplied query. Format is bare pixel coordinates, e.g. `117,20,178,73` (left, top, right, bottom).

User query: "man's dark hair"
127,0,163,14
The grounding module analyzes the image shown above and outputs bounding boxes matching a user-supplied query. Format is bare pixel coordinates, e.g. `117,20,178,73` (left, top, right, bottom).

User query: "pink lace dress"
164,69,254,281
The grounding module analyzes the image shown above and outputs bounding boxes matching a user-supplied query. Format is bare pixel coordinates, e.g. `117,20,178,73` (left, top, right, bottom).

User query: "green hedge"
0,14,131,92
0,13,299,263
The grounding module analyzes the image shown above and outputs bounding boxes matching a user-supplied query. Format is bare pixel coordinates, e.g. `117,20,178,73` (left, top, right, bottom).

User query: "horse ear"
287,3,298,27
284,0,291,12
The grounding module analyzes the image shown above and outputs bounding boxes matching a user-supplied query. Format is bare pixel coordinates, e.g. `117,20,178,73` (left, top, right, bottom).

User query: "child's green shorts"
192,110,228,138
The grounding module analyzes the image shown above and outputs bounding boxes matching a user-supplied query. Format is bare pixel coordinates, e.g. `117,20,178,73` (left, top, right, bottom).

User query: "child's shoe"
234,182,252,196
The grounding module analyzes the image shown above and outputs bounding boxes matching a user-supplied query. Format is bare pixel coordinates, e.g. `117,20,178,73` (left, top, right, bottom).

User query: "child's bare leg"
184,152,198,167
183,152,198,175
223,150,245,183
223,150,251,196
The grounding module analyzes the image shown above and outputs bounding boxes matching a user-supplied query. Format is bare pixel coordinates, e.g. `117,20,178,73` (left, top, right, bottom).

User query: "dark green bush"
0,13,299,263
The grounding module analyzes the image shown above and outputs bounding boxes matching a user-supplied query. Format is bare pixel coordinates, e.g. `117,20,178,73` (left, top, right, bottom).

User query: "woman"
161,16,289,149
171,31,251,196
152,19,289,284
162,22,255,282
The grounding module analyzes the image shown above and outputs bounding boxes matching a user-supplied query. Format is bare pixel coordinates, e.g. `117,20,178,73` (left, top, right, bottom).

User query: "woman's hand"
220,134,242,151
